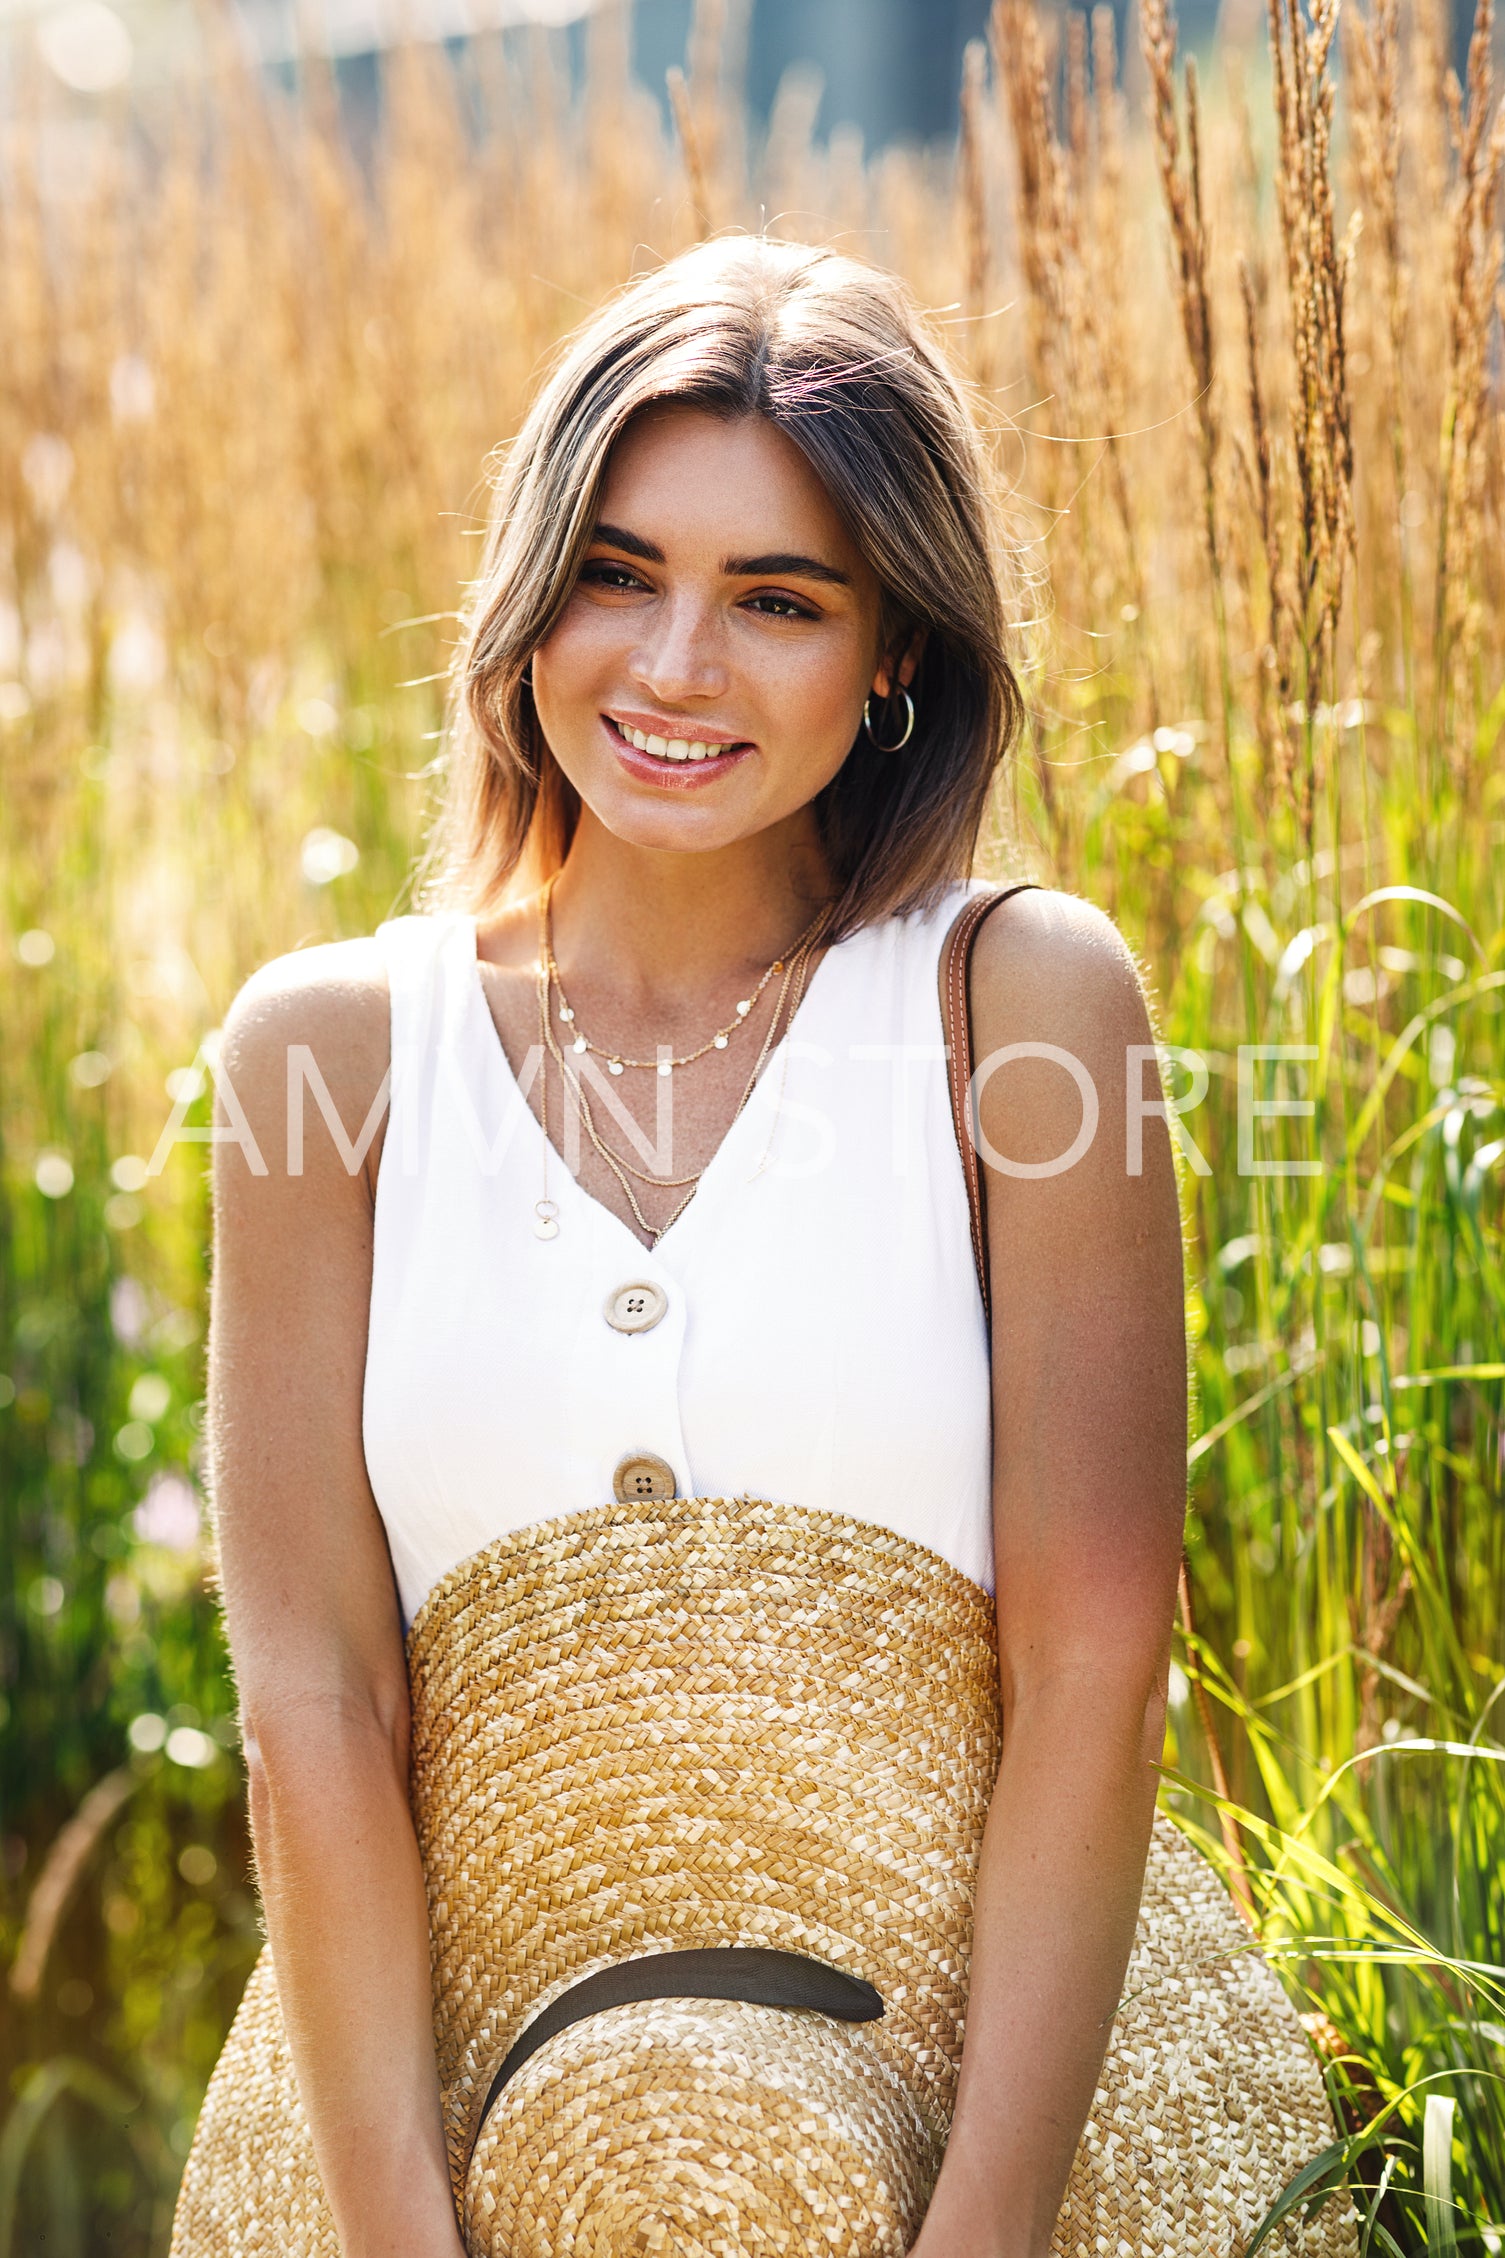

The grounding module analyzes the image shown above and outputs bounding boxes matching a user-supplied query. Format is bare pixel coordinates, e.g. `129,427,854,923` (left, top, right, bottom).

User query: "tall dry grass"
0,0,1502,2246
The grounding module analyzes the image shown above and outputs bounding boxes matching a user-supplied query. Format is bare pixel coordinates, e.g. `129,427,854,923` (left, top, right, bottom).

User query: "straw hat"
172,1496,1357,2257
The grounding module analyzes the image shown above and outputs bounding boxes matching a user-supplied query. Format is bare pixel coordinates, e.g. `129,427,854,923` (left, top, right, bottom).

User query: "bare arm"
208,943,466,2258
912,890,1188,2258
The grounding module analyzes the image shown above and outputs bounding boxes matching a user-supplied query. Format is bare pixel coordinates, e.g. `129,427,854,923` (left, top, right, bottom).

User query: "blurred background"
5,0,1016,143
1,0,1502,2249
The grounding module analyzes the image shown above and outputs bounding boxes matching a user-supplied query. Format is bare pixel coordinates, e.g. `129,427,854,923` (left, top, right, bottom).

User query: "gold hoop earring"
862,687,915,752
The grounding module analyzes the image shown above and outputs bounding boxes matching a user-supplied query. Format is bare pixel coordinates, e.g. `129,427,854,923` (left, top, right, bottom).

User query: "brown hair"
426,234,1024,941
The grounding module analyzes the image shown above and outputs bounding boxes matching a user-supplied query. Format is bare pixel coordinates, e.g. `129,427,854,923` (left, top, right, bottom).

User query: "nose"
627,589,728,708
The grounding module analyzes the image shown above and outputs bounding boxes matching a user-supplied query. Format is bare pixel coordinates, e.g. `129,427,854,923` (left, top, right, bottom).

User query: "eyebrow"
590,523,853,589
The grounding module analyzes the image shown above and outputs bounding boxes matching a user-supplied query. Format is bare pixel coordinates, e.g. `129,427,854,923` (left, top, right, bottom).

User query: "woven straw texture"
171,1496,1357,2257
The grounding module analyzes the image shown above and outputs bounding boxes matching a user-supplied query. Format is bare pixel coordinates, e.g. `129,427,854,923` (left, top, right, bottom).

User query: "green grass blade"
1423,2094,1457,2255
1242,2139,1353,2258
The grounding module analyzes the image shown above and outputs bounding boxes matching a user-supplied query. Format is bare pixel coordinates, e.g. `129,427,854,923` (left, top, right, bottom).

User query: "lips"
605,712,752,763
603,714,755,790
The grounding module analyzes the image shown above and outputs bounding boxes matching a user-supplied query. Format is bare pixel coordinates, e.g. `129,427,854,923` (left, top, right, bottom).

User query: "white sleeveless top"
362,878,995,1630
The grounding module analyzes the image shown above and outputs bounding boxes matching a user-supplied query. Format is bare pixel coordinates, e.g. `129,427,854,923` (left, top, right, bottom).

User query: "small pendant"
713,1034,728,1049
572,1035,587,1054
534,1200,560,1241
608,1058,624,1075
736,999,752,1015
658,1060,673,1077
559,1005,575,1023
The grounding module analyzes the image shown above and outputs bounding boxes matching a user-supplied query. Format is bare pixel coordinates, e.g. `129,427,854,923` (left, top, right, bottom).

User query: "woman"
193,236,1189,2257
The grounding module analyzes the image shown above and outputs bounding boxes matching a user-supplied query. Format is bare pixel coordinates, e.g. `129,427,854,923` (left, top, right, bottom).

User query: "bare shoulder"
216,936,391,1188
967,890,1188,1673
970,886,1156,1042
208,937,409,1721
222,934,390,1068
967,887,1167,1173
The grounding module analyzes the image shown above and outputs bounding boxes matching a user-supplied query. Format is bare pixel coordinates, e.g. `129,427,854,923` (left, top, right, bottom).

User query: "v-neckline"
466,913,849,1262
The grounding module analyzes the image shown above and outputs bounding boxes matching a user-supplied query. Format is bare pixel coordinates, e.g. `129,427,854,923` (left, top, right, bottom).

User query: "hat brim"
171,1497,1358,2257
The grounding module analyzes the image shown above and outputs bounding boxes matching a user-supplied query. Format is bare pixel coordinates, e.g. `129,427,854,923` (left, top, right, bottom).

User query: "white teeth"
617,721,736,762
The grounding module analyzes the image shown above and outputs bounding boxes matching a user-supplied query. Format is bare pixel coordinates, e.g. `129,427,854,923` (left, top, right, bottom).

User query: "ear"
871,627,928,700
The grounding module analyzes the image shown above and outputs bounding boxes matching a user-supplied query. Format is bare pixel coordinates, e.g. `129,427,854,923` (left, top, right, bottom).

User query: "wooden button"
603,1281,668,1334
612,1451,679,1503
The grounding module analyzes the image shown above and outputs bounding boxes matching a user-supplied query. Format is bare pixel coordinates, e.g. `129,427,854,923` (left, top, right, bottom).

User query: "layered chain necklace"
532,875,835,1247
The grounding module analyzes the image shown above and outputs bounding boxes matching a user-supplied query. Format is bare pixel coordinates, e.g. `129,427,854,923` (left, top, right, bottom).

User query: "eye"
579,559,650,593
742,591,819,621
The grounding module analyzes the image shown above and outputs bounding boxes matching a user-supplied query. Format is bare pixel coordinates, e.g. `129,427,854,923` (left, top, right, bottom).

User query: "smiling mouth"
606,715,752,763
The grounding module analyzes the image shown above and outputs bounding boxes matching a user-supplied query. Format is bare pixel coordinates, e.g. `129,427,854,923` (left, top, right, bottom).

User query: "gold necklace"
545,942,810,1194
532,888,834,1245
540,871,830,1077
536,930,826,1243
533,959,561,1240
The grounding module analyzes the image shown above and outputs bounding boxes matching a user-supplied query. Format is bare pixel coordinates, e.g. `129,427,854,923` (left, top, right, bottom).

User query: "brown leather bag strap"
942,881,1042,1327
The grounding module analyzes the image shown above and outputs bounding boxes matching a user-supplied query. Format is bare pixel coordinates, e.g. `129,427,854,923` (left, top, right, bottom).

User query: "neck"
545,808,838,1018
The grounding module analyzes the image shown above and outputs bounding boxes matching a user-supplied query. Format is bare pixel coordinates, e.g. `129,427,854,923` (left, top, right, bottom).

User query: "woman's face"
530,404,903,857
